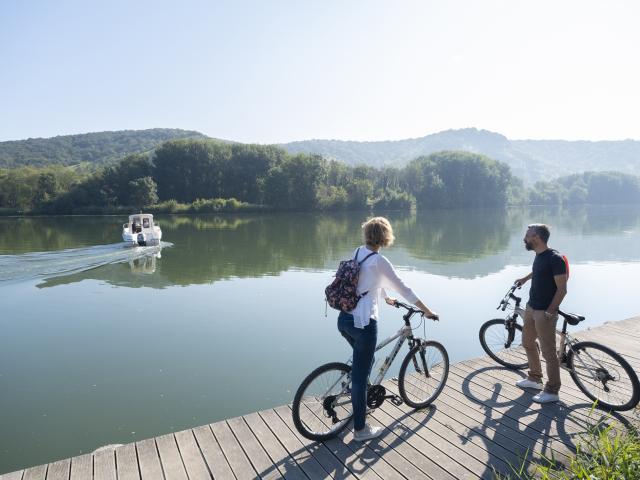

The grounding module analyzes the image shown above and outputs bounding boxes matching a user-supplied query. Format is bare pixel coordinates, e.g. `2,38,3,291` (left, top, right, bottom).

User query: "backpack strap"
359,250,377,265
354,246,377,265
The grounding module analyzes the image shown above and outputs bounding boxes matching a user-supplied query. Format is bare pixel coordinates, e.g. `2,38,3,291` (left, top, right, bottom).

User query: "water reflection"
2,205,640,289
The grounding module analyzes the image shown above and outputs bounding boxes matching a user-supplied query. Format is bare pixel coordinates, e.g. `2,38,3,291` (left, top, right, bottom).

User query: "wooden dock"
2,316,639,480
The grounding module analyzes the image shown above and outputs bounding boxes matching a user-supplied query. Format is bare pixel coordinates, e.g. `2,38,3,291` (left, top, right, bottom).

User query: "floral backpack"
325,247,378,312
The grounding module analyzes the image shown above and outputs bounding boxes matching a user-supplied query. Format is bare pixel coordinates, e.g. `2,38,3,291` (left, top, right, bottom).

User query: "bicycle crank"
367,385,404,408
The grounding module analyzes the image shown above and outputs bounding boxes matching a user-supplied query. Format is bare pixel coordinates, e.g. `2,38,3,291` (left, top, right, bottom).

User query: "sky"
1,0,639,143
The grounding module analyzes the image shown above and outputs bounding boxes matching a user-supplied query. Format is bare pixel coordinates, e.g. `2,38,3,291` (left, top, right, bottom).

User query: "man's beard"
524,241,533,251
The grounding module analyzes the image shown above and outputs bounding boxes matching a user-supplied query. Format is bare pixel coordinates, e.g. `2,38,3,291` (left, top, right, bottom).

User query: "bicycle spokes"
570,342,639,410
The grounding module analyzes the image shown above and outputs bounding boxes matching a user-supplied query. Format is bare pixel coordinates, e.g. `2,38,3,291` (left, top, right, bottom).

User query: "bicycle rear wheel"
398,341,449,409
291,362,353,441
568,341,640,411
479,318,528,370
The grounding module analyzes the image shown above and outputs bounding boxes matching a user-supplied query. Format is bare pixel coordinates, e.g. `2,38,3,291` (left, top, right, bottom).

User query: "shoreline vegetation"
2,138,640,216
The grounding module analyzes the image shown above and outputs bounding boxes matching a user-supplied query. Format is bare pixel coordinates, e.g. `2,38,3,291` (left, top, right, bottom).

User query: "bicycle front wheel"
398,341,449,409
479,319,528,370
291,362,353,441
568,341,640,411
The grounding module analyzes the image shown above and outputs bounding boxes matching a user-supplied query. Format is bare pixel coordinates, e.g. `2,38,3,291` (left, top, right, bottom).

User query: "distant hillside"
0,128,207,168
281,128,640,183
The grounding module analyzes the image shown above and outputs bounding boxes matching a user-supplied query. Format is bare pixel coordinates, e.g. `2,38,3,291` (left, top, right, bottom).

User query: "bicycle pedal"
390,395,403,406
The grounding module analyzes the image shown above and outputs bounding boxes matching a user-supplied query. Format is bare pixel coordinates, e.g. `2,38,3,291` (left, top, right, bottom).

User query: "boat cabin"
124,214,156,233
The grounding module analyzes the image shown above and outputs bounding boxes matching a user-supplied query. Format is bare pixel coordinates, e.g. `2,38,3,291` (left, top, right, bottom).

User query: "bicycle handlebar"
392,300,439,321
497,283,522,311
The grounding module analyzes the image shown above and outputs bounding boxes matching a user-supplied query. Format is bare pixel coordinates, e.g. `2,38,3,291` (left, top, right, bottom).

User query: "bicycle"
479,284,640,411
292,301,449,441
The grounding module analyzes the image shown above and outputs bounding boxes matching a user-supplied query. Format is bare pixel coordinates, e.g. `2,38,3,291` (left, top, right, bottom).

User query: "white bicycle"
292,301,449,441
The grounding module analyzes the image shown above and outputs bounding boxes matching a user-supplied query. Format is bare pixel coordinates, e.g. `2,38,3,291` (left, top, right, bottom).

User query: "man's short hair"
528,223,551,243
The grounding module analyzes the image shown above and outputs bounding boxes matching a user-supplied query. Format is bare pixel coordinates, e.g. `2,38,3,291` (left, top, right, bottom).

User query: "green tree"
127,177,159,208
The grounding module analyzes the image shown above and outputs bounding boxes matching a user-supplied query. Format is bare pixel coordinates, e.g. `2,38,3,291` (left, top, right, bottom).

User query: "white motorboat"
122,213,162,246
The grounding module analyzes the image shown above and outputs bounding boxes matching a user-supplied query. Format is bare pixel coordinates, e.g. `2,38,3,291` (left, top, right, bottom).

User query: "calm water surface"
1,206,639,472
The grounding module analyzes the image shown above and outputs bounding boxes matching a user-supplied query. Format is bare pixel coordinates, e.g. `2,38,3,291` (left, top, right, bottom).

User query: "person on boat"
515,223,568,404
338,216,439,441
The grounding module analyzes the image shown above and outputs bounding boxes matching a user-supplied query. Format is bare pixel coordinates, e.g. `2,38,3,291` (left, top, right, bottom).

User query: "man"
515,224,568,403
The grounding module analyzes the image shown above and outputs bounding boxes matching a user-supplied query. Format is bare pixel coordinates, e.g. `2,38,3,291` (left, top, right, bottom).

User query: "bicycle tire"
398,340,449,409
479,319,529,370
291,362,353,441
567,341,640,412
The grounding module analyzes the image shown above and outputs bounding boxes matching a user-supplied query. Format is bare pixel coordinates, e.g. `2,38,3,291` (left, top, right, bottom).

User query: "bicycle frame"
344,323,415,386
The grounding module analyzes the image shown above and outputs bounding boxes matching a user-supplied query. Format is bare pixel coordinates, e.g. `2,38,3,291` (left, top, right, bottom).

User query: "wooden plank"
462,356,637,424
155,434,188,480
226,416,283,480
373,402,485,479
70,454,93,480
378,396,508,479
45,459,70,480
382,380,528,478
338,420,433,480
452,360,606,425
259,409,330,479
173,430,210,480
94,449,116,480
362,407,463,480
243,411,307,480
284,405,384,480
115,444,140,480
135,439,163,480
385,383,516,471
574,331,640,364
192,425,235,480
272,405,357,480
210,420,257,480
22,466,46,480
438,370,576,463
393,376,570,471
0,471,24,480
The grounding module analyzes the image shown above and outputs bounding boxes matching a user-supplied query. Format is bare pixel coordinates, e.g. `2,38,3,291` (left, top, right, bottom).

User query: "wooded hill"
0,128,206,169
2,127,639,186
281,128,640,184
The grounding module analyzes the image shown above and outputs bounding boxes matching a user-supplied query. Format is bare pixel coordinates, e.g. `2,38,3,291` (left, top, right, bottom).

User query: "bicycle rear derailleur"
367,385,403,408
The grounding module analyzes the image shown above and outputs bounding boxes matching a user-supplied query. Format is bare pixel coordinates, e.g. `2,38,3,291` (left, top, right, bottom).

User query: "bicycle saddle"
558,310,585,325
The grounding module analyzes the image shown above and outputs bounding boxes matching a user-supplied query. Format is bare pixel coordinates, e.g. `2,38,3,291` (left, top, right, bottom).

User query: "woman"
338,216,438,441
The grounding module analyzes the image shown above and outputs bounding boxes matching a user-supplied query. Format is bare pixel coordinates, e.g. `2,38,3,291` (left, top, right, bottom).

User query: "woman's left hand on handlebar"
385,296,397,305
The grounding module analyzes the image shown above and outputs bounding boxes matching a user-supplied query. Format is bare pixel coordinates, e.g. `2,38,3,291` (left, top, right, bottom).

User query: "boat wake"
0,242,172,285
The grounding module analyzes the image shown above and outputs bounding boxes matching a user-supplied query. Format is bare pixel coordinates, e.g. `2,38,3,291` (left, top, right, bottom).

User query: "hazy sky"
1,0,639,143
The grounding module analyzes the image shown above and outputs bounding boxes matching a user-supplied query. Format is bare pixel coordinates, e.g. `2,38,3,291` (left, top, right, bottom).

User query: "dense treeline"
1,139,639,214
0,128,206,169
530,171,640,205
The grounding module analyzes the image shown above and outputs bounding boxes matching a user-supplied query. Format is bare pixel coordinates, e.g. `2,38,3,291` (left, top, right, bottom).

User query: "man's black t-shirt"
529,249,567,310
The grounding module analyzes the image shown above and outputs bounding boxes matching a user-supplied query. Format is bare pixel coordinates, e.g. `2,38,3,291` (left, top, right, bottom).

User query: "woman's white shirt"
348,246,421,329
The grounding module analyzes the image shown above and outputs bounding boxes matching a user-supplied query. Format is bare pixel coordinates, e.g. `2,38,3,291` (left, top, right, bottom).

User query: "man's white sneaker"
353,423,383,441
515,378,543,390
532,391,559,403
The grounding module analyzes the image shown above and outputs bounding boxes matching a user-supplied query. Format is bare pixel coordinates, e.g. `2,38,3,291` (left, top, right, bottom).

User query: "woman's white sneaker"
354,423,383,441
515,378,543,390
532,391,559,403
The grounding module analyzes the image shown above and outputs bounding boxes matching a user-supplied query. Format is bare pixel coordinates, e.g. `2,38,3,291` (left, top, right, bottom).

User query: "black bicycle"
292,301,448,441
479,284,640,411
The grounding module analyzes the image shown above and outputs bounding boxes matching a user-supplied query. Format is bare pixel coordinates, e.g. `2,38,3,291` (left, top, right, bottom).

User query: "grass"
496,405,640,479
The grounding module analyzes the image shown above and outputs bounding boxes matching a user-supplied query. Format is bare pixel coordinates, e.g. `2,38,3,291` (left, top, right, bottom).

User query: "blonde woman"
338,217,438,441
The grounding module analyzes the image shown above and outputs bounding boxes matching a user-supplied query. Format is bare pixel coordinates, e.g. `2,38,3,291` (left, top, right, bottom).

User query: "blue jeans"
337,311,377,431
